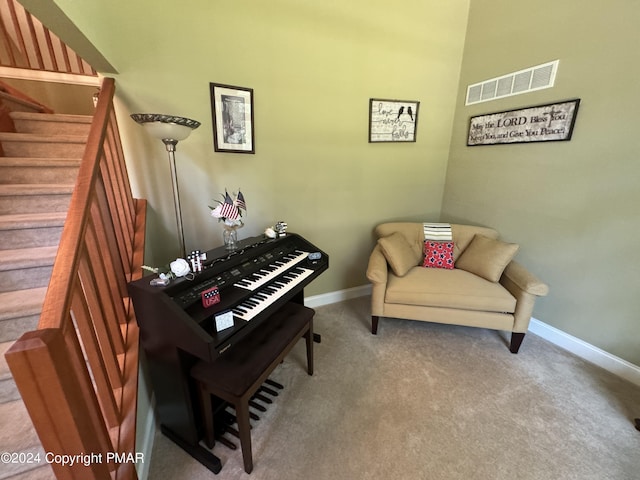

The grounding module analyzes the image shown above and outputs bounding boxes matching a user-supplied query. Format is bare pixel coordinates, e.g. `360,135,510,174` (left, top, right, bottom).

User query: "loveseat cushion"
455,234,519,282
377,232,421,277
385,267,517,313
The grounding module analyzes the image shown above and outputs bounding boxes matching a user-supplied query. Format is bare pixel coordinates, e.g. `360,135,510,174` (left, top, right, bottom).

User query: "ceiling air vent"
465,60,559,105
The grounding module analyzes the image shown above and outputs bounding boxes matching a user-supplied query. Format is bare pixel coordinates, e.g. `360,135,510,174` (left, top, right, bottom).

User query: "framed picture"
210,83,255,153
369,98,419,143
467,98,580,146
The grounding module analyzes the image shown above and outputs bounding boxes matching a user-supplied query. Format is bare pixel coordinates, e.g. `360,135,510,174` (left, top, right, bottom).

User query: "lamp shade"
130,113,201,141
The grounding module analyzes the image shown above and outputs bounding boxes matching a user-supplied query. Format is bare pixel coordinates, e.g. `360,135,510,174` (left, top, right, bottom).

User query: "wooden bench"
191,302,315,473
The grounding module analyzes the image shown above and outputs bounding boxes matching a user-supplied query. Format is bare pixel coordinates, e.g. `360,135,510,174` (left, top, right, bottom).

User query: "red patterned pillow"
422,241,455,269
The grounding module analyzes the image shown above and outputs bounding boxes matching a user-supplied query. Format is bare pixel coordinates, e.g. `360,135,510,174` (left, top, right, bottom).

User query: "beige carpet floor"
147,296,640,480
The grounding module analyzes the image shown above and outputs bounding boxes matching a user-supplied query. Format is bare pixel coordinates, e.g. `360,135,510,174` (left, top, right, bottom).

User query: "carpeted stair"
0,111,91,480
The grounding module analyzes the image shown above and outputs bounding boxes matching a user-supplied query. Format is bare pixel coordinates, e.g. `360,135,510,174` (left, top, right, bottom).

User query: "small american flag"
209,189,246,222
236,190,247,212
219,202,239,220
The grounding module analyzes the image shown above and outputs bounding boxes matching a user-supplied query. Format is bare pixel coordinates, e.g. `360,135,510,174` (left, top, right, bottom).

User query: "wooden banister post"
5,329,114,480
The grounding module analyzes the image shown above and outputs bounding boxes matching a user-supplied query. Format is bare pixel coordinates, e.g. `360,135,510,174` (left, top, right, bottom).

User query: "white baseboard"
306,284,640,387
304,284,372,308
528,318,640,387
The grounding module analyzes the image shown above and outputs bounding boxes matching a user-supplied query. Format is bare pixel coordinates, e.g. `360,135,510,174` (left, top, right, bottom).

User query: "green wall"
53,0,470,295
49,0,639,365
442,0,640,364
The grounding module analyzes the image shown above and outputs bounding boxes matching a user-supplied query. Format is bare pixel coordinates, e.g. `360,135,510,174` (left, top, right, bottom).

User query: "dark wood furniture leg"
235,398,253,473
510,332,525,354
199,387,215,449
372,315,379,334
305,318,314,375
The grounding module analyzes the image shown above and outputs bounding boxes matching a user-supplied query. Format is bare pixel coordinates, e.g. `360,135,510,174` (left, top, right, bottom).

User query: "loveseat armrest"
500,260,548,334
366,244,389,285
502,261,549,297
366,245,389,318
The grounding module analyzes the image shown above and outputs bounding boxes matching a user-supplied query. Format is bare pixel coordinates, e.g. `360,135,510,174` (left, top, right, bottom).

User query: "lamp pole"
162,138,186,259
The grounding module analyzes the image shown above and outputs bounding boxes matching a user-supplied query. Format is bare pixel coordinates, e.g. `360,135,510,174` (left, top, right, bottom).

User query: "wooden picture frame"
369,98,419,143
210,83,255,153
467,99,580,146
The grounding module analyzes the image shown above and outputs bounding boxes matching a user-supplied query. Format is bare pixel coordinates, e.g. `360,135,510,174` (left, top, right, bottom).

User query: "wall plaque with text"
467,99,580,146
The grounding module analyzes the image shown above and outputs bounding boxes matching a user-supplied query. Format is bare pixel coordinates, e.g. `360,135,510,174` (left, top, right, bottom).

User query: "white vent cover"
466,60,559,105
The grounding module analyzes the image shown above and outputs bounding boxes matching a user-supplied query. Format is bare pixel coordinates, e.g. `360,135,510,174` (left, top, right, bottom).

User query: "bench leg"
236,400,253,473
198,384,215,449
305,320,314,376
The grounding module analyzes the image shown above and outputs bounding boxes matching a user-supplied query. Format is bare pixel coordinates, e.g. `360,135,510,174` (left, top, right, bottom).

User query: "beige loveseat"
366,223,549,353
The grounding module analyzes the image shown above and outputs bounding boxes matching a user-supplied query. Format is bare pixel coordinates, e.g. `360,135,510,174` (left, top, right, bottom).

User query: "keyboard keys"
232,267,314,321
234,250,309,291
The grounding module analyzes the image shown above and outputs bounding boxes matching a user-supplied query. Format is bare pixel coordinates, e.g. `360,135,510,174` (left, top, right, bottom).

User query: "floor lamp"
131,113,200,259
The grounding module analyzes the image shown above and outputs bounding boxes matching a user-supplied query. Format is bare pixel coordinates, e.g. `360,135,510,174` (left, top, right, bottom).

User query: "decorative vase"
222,223,242,250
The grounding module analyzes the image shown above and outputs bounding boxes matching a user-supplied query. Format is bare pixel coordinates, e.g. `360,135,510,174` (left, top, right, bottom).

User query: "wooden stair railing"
0,0,97,76
0,78,53,136
4,77,146,480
